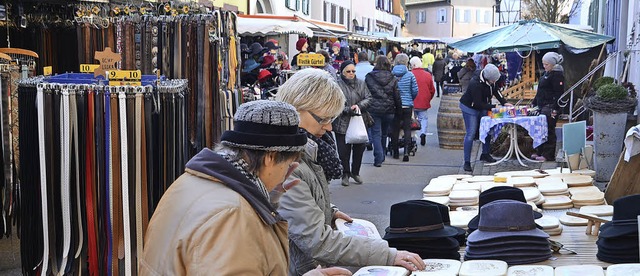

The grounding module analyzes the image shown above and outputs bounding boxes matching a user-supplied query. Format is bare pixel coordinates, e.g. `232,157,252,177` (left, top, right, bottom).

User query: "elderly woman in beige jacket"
276,69,425,276
140,100,350,276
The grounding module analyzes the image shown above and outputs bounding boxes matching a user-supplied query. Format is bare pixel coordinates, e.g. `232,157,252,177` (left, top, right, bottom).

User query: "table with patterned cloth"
479,115,548,166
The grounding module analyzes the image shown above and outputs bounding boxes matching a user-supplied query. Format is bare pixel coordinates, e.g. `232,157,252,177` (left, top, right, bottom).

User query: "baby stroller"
385,118,420,157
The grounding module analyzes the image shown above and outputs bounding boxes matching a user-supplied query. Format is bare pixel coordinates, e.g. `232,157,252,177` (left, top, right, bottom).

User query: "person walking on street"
355,51,376,150
409,57,436,146
333,61,372,186
422,47,435,72
432,54,445,97
458,58,477,93
140,100,351,276
276,69,426,276
365,56,402,167
391,54,419,162
531,52,565,162
459,64,512,172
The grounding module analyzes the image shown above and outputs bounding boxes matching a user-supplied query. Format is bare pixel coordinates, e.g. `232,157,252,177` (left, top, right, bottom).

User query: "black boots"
480,154,497,163
393,149,400,159
403,155,409,162
420,134,426,146
463,162,472,172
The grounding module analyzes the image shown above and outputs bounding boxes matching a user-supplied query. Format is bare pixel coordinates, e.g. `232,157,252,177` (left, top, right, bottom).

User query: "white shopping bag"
345,112,369,144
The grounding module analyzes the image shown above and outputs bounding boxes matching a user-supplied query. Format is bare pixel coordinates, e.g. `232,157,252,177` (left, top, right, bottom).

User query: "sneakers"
463,162,472,172
341,174,350,186
403,155,410,162
420,134,426,146
351,174,363,184
480,154,496,163
373,163,382,167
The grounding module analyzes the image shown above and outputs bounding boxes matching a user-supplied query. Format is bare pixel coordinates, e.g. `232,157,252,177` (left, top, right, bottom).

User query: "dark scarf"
340,74,357,88
302,129,343,181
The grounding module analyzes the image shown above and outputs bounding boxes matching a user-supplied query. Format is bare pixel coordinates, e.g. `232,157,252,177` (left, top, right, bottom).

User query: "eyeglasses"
344,70,356,74
308,111,336,125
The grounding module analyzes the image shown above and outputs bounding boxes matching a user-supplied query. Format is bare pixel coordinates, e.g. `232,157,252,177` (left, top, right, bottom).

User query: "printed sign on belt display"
108,70,142,86
296,53,325,67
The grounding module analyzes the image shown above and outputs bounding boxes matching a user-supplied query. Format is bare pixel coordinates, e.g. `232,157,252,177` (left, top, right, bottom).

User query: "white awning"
237,17,314,37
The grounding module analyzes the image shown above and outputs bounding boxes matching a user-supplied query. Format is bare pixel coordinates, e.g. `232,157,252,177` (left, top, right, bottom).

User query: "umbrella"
448,19,614,53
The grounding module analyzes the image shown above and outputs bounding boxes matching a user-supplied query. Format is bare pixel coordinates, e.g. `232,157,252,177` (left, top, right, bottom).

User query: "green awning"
448,19,615,53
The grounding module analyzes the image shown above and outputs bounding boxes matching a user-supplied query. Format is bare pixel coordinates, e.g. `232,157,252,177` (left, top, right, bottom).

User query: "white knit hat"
542,52,563,66
409,56,423,69
482,64,501,83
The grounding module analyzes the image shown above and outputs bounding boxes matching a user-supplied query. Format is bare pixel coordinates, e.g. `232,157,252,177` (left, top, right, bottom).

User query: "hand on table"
393,251,426,271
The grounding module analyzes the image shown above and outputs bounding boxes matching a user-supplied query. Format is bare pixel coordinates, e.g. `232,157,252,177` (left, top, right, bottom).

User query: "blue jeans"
414,109,428,136
459,103,491,162
370,112,395,165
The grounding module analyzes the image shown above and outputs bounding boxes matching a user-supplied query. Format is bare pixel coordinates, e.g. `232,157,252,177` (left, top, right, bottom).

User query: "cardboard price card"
108,70,142,86
296,53,325,67
80,64,100,73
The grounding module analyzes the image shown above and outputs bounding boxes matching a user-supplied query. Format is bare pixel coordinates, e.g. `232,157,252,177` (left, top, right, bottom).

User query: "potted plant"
584,80,637,181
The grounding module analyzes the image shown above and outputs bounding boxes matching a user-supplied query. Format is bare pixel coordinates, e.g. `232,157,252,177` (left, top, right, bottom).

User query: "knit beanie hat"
339,60,355,74
220,100,307,152
332,42,341,49
542,52,563,66
482,64,501,83
409,56,423,68
296,38,308,51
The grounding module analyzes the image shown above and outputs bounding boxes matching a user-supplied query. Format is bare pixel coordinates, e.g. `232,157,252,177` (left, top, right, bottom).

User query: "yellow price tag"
43,66,53,76
108,70,142,81
80,64,100,73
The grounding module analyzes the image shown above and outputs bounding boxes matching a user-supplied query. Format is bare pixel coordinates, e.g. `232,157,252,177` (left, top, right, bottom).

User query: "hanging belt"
104,88,113,276
143,93,156,216
69,88,84,263
118,87,133,276
36,84,50,275
85,89,98,275
134,91,143,269
140,89,149,239
116,19,123,70
110,89,123,275
59,86,72,276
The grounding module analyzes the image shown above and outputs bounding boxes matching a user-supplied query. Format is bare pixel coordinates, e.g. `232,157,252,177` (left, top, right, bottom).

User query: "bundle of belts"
76,11,242,158
17,78,187,275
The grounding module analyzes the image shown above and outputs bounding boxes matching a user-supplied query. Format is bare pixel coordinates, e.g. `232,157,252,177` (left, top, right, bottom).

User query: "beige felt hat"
555,265,604,276
507,265,553,276
438,174,473,180
459,260,508,276
421,196,451,206
495,170,548,178
537,182,569,194
535,215,560,229
579,205,613,216
559,214,589,226
564,175,594,187
507,176,536,187
449,210,477,229
420,259,462,275
466,175,496,183
452,181,482,191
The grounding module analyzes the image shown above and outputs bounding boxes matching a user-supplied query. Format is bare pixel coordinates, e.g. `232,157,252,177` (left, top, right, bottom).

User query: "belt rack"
17,76,188,276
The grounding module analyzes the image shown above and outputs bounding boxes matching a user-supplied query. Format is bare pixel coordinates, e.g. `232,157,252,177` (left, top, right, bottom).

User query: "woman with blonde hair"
276,68,425,276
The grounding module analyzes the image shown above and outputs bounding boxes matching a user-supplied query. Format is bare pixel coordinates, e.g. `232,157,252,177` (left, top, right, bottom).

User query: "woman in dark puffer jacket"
365,56,402,167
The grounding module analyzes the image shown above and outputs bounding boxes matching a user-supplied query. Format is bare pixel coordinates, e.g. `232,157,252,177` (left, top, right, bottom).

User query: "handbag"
410,118,421,131
361,110,374,127
345,111,369,144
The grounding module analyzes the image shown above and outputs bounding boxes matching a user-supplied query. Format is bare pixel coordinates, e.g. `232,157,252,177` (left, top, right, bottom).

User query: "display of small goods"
353,266,410,276
488,106,534,119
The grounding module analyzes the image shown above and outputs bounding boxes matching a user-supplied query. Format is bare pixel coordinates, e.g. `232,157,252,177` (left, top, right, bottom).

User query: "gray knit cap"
482,64,501,83
542,52,563,66
220,100,307,152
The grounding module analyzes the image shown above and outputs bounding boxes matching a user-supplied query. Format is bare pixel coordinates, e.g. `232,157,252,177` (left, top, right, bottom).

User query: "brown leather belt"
109,90,123,275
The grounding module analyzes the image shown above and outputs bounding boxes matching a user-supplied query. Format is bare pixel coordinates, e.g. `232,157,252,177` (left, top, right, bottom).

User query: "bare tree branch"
521,0,578,23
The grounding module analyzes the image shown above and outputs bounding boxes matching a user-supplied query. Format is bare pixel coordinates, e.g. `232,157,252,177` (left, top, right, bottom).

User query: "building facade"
404,0,495,38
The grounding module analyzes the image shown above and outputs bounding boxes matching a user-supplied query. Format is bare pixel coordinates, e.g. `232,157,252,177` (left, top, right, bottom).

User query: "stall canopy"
237,15,314,37
448,19,615,53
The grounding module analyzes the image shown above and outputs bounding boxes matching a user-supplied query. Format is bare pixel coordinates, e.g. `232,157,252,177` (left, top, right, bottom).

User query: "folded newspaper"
335,218,381,239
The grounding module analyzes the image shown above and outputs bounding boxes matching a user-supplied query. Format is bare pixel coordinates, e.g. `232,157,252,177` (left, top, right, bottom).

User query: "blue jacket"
392,65,418,107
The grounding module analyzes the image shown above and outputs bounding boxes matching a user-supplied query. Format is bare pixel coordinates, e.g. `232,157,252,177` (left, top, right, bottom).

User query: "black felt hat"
383,201,459,240
599,194,640,238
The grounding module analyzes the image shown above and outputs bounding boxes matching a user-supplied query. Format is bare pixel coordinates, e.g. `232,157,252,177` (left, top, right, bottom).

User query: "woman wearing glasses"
331,61,372,186
276,69,425,276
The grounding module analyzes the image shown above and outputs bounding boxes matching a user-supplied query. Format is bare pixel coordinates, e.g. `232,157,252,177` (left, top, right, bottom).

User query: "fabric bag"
345,112,369,144
410,117,421,131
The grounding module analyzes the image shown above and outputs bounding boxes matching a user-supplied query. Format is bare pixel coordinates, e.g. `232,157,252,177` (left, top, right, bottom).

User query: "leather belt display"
104,88,113,276
85,88,98,275
36,84,50,275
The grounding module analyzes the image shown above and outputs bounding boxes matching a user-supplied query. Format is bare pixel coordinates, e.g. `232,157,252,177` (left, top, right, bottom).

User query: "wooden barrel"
437,93,465,150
